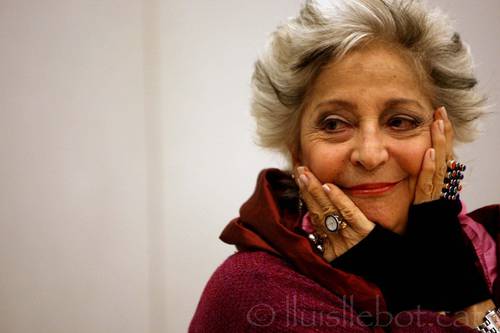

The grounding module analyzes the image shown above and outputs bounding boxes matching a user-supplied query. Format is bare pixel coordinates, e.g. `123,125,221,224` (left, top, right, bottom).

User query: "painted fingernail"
429,148,435,161
322,184,331,193
441,106,448,120
299,174,309,187
438,120,444,134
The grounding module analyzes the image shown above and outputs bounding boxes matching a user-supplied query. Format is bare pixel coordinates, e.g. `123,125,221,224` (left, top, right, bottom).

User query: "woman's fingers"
431,108,447,199
430,107,455,199
295,167,339,261
295,166,375,261
414,148,436,204
321,183,374,235
297,167,335,214
414,106,456,204
296,167,374,235
295,167,336,235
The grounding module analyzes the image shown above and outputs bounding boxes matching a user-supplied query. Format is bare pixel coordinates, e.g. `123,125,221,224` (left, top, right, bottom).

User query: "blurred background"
1,0,499,332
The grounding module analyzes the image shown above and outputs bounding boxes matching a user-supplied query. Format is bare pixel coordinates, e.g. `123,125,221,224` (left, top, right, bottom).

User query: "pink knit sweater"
190,250,476,332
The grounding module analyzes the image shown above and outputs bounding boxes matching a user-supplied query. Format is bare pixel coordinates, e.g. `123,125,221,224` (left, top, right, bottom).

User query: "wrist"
331,224,417,312
451,299,496,328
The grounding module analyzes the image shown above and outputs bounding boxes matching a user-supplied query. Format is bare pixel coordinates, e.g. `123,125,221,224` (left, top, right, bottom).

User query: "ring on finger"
324,209,347,233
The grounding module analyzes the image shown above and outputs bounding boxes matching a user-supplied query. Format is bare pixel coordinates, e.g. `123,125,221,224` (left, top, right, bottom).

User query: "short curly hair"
251,0,485,165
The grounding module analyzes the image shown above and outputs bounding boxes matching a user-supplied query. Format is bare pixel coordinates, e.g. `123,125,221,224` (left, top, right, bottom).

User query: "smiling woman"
189,0,500,332
297,43,434,233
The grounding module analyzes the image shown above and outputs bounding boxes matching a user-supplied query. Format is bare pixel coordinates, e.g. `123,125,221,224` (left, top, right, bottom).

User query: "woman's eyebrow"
316,98,425,110
314,99,355,111
384,98,425,110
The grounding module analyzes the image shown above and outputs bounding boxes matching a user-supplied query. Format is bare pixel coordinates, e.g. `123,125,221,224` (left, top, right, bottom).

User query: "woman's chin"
350,197,409,234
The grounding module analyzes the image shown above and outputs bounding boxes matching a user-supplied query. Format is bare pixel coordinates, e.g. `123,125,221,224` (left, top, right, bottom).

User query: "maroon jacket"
190,169,500,332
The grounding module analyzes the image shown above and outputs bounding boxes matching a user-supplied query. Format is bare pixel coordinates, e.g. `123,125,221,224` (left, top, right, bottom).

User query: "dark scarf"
220,168,389,330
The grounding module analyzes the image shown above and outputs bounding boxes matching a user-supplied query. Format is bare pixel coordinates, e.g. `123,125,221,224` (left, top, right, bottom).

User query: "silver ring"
324,213,347,232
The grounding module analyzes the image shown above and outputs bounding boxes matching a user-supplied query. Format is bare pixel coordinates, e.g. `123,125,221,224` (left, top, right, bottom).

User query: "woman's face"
297,44,434,233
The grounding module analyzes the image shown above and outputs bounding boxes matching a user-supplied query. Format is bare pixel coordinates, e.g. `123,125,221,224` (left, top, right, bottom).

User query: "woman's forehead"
304,44,433,111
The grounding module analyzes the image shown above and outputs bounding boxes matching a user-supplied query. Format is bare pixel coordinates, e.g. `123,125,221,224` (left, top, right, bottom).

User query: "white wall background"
0,0,151,332
0,1,498,333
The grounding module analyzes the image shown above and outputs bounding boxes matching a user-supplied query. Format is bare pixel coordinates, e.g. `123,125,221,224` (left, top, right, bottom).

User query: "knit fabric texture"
190,250,476,332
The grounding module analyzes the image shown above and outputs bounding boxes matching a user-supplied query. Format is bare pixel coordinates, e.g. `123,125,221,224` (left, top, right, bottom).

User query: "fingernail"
429,148,435,161
297,166,306,175
322,184,331,193
299,174,309,187
438,120,444,134
440,106,448,120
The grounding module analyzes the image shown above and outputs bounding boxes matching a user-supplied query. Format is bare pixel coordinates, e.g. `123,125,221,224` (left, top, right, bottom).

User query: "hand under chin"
351,198,409,235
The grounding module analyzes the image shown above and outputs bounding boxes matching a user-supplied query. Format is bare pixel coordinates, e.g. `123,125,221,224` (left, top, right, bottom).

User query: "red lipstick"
343,182,400,196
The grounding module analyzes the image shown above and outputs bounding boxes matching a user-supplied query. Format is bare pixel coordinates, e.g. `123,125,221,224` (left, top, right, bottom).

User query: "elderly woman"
190,0,500,332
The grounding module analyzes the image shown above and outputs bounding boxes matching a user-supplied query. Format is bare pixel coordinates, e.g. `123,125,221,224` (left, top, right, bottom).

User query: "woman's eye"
321,117,349,132
388,117,419,130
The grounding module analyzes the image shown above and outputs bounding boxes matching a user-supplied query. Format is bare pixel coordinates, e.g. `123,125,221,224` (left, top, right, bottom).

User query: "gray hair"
251,0,485,163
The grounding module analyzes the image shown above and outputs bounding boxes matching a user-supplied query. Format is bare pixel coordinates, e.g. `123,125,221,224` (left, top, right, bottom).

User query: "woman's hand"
414,106,454,204
294,166,375,262
408,106,493,313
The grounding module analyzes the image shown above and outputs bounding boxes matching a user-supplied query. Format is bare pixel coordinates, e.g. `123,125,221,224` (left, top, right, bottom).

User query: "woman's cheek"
393,137,431,178
303,143,347,183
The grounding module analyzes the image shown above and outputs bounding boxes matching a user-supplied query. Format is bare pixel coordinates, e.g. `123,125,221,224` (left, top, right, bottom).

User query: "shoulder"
198,250,337,303
465,204,500,248
468,204,500,231
213,250,303,282
189,251,352,332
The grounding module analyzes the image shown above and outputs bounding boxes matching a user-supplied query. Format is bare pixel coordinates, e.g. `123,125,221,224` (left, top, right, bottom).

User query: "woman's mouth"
342,181,401,196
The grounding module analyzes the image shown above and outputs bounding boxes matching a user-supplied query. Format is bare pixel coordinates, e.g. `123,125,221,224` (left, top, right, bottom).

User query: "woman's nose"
350,127,389,171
